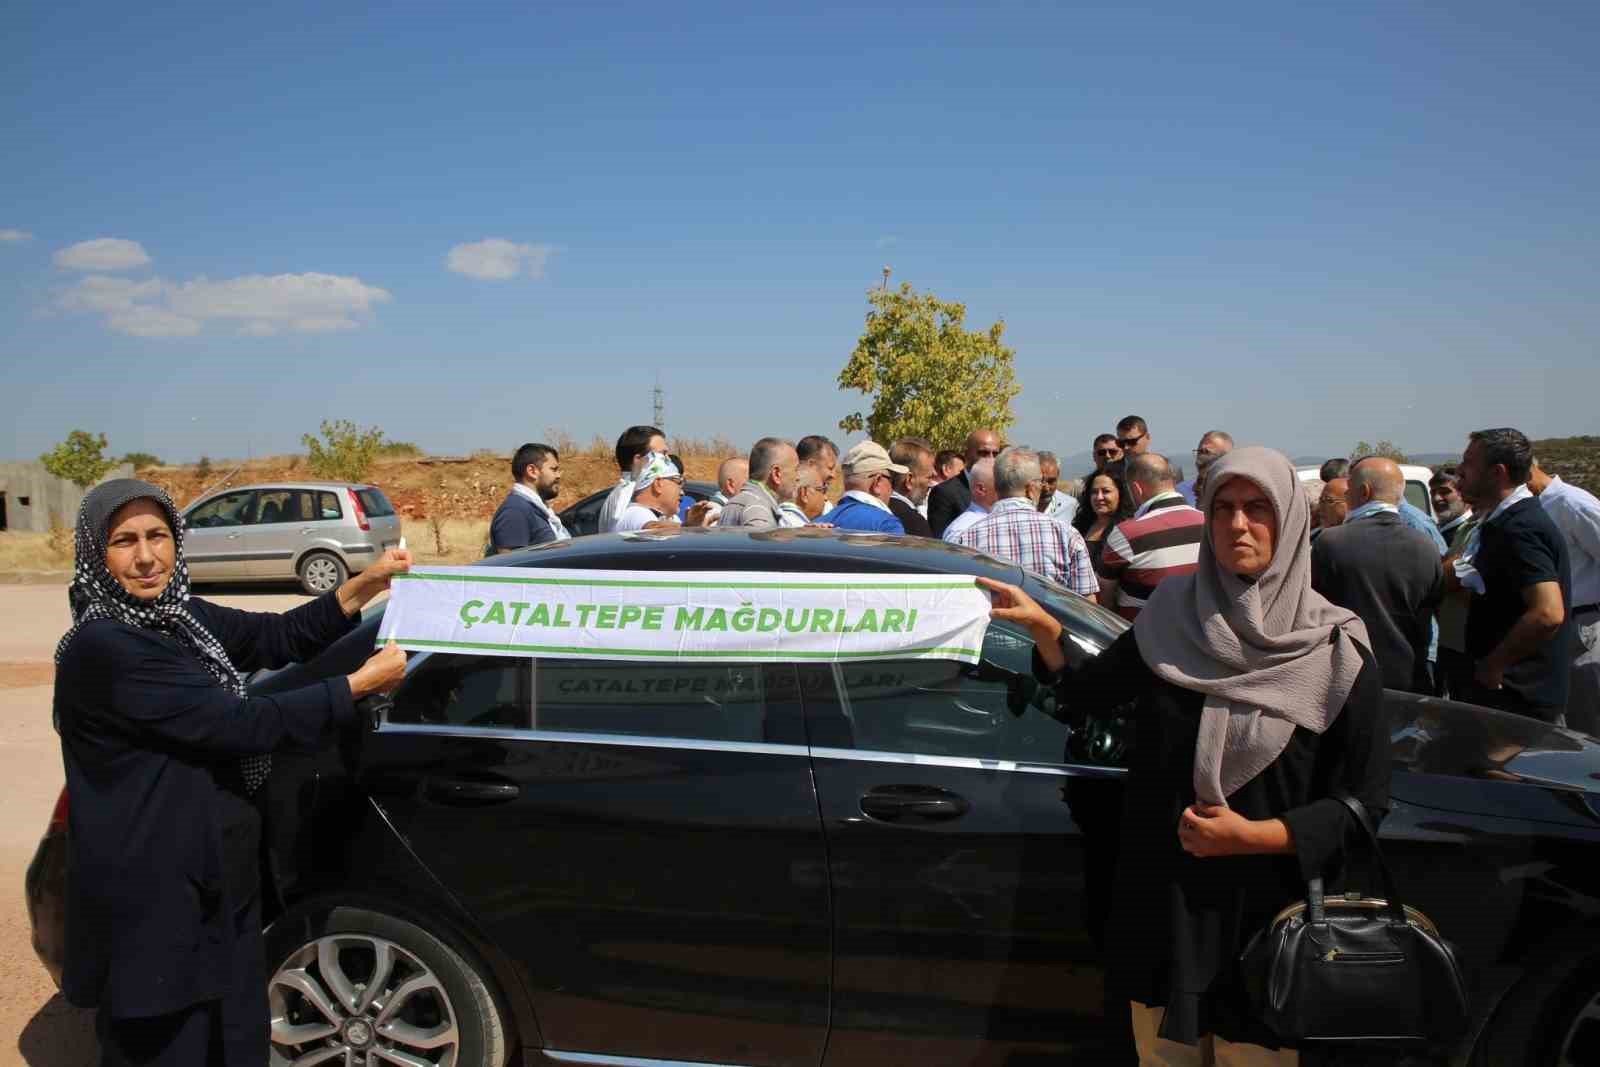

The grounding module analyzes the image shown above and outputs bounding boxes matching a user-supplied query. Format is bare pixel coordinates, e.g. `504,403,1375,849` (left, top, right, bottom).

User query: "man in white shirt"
941,459,997,544
598,424,666,534
615,453,684,532
1038,451,1079,528
1529,462,1600,732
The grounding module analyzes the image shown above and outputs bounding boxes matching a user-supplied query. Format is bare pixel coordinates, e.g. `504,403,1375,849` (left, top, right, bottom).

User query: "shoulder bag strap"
1332,792,1408,926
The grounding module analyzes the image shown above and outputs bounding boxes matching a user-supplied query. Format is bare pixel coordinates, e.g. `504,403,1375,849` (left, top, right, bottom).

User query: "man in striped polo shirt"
1097,452,1205,620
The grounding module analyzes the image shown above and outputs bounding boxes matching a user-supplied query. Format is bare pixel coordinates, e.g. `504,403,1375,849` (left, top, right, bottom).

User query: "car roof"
493,526,1020,577
184,482,375,507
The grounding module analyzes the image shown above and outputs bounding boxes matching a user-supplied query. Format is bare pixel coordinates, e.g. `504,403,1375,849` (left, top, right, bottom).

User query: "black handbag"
1239,793,1469,1044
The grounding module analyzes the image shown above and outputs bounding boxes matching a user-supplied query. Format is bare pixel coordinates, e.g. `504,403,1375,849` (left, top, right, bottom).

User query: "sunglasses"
974,447,1001,458
1116,433,1146,450
1094,447,1123,458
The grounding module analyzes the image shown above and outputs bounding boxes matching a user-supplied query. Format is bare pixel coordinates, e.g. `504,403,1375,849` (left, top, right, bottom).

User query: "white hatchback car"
182,481,402,594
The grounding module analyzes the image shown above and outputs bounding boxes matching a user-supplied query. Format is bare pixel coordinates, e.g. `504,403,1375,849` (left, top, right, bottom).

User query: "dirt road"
0,584,309,1066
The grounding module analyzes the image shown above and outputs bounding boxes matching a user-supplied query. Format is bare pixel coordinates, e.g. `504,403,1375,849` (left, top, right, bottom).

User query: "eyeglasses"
1094,447,1123,458
974,447,1001,458
1116,433,1146,450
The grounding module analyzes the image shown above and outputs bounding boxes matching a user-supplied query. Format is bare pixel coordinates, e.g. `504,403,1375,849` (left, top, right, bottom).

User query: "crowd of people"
492,417,1598,732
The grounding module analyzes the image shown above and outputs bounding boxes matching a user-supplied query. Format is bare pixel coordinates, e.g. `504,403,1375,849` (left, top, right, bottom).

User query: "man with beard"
1448,428,1574,722
887,437,935,536
1038,450,1079,528
1432,466,1478,696
489,442,569,552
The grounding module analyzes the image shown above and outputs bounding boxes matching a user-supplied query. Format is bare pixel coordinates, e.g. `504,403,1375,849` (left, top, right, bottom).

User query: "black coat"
1038,630,1388,1046
54,592,359,1018
927,471,971,538
888,496,933,538
1311,511,1444,694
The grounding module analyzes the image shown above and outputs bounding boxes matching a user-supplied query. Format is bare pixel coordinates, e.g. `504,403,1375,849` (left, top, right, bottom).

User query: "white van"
1296,464,1438,521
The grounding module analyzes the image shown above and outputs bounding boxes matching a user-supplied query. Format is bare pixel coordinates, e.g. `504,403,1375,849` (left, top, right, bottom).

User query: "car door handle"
226,533,241,540
859,785,969,822
423,777,520,806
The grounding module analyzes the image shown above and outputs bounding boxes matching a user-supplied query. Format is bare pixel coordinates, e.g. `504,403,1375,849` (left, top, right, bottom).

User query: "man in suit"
928,428,1001,537
887,437,935,537
1311,457,1444,693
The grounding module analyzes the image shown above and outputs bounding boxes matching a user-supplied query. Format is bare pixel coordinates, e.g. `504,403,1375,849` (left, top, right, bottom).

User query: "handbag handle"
1328,792,1409,927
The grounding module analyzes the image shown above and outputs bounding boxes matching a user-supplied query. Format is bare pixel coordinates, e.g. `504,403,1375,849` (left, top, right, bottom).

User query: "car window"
828,624,1070,764
254,489,313,524
390,654,530,729
357,488,395,517
531,659,767,743
186,490,256,529
1404,480,1431,516
316,491,342,520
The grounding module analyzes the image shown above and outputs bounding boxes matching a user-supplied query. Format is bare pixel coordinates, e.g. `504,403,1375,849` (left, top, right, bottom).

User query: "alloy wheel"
270,932,460,1067
302,556,343,594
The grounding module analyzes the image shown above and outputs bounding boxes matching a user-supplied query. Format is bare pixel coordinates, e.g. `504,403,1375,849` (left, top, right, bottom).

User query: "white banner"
377,566,992,663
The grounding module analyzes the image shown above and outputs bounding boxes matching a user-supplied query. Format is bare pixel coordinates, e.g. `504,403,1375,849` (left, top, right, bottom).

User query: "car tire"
297,552,347,596
1473,952,1600,1066
266,905,509,1067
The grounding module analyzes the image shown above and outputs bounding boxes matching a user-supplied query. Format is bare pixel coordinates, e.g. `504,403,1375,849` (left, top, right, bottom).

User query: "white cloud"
0,229,32,243
445,238,553,281
53,237,153,272
58,271,391,339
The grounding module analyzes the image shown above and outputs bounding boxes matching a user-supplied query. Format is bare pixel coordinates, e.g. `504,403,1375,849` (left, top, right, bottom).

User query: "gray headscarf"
54,479,269,793
1132,447,1371,804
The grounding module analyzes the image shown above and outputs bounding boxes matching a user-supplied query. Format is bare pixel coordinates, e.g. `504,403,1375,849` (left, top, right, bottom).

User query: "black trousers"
96,894,268,1067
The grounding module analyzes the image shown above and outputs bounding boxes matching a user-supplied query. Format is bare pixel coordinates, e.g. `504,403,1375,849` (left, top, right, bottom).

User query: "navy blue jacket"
489,489,558,551
54,592,359,1018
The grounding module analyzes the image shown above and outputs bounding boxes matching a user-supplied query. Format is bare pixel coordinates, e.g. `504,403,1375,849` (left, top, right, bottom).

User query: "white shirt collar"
1133,489,1185,519
511,482,571,539
1486,484,1534,525
890,491,922,511
842,489,892,513
1437,509,1473,535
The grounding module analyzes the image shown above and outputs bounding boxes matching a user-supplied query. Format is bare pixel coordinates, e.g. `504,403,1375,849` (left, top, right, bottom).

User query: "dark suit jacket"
54,593,358,1017
927,471,971,538
1311,511,1443,693
888,496,933,537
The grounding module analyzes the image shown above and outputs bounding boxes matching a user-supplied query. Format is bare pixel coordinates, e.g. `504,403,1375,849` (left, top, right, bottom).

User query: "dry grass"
0,531,72,575
401,517,490,564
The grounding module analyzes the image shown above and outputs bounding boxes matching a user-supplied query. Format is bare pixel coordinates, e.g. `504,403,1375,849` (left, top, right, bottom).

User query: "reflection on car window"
186,491,256,529
533,659,766,743
833,625,1069,764
391,654,530,729
317,491,342,520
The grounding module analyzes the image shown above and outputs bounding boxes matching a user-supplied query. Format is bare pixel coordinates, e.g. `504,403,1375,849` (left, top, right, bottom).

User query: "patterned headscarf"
54,479,269,793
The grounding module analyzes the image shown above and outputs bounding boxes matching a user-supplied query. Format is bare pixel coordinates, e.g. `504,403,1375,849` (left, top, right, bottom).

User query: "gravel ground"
0,583,309,1066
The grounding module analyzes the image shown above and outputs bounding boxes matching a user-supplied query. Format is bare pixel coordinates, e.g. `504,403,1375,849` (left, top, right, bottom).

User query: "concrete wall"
0,463,135,534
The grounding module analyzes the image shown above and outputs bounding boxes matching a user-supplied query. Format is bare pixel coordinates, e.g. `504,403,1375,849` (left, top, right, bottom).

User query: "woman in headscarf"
980,447,1388,1065
52,479,410,1066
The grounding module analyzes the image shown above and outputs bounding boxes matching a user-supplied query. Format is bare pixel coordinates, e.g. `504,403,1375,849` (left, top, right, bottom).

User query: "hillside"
1532,435,1600,498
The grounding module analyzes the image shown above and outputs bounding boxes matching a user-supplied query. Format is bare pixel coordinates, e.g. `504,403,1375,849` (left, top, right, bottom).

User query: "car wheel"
267,906,508,1067
297,552,347,596
1474,953,1600,1066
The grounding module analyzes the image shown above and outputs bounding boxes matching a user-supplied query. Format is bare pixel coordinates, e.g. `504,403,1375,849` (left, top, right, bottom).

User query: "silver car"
182,482,402,595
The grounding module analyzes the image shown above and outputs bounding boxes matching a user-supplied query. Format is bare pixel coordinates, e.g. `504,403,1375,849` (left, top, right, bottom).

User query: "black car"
557,479,718,536
28,529,1600,1066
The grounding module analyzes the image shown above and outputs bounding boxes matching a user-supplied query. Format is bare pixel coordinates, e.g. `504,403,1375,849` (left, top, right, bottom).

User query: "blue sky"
4,1,1596,468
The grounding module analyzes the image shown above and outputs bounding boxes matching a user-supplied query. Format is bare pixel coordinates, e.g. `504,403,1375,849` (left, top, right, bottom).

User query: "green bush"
120,451,164,470
302,420,385,482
